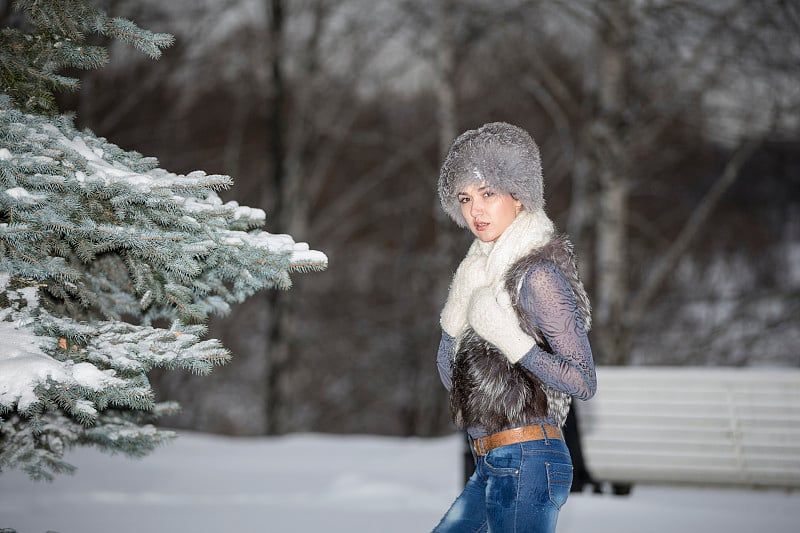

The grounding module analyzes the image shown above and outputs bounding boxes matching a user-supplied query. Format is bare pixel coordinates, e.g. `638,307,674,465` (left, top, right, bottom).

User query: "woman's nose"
470,199,483,217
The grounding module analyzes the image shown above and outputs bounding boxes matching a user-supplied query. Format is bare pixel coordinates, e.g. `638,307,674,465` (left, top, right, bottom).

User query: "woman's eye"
459,197,470,204
483,191,494,198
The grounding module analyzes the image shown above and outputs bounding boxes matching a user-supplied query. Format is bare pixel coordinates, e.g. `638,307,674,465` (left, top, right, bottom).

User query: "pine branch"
0,0,326,483
1,0,173,113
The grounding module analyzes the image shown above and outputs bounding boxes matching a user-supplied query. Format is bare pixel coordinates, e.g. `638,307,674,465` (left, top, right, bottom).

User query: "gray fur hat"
438,122,544,227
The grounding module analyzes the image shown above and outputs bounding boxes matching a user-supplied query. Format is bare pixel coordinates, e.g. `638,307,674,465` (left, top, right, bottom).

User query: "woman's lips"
474,221,488,231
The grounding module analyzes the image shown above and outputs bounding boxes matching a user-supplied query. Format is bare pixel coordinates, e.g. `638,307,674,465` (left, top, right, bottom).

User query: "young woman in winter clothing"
433,122,597,533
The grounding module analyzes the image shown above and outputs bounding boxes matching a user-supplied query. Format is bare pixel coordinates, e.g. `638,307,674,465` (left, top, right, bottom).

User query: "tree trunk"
568,140,595,288
592,0,633,365
264,0,287,434
415,0,462,435
435,0,457,165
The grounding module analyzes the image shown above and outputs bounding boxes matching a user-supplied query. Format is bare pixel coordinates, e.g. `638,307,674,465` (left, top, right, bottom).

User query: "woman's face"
458,181,522,242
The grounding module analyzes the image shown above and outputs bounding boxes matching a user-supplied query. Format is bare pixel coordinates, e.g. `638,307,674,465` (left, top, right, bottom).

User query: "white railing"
577,366,800,489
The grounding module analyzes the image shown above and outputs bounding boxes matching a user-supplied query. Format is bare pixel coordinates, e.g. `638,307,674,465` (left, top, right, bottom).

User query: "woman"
433,122,597,532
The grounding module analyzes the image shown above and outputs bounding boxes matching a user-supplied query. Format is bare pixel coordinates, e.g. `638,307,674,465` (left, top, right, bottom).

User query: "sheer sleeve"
436,330,455,391
517,263,596,400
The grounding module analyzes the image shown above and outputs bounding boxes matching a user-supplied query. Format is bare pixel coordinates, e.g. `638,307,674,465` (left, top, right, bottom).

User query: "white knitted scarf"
468,208,555,288
442,209,555,337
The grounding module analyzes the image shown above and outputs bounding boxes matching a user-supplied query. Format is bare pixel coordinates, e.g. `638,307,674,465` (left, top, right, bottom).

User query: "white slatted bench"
577,366,800,490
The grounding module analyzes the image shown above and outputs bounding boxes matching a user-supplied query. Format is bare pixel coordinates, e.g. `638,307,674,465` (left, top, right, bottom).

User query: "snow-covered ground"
1,431,798,533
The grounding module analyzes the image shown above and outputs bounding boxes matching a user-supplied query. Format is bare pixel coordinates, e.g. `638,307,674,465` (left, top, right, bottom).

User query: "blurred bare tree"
52,0,800,436
429,0,799,366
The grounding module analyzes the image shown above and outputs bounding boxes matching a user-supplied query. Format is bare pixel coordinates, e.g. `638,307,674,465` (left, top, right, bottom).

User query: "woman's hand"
467,287,535,363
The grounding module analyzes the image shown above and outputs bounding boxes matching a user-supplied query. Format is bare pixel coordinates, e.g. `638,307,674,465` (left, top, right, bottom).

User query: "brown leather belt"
472,424,562,456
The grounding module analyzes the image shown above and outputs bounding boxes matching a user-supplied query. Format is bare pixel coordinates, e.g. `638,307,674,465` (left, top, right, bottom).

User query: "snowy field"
1,431,798,533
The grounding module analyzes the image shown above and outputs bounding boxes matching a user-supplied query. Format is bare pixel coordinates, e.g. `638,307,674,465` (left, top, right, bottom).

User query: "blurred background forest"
6,0,798,438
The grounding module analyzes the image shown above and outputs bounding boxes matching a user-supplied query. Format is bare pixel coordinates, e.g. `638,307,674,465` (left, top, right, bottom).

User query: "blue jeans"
433,433,573,533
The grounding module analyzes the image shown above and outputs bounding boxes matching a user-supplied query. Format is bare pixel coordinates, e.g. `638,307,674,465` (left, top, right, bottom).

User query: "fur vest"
449,235,591,431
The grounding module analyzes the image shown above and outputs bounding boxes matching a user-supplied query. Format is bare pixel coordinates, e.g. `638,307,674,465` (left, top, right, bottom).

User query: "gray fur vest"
449,235,591,431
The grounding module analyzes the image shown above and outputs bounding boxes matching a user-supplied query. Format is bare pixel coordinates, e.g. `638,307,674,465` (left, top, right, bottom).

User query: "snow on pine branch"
0,97,326,480
50,116,327,274
0,101,327,323
0,275,223,424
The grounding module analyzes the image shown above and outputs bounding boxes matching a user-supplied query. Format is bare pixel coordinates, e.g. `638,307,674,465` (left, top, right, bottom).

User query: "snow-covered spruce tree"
0,2,327,481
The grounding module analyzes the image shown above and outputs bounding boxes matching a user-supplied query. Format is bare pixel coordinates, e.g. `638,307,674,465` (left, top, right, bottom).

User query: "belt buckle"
475,437,487,456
